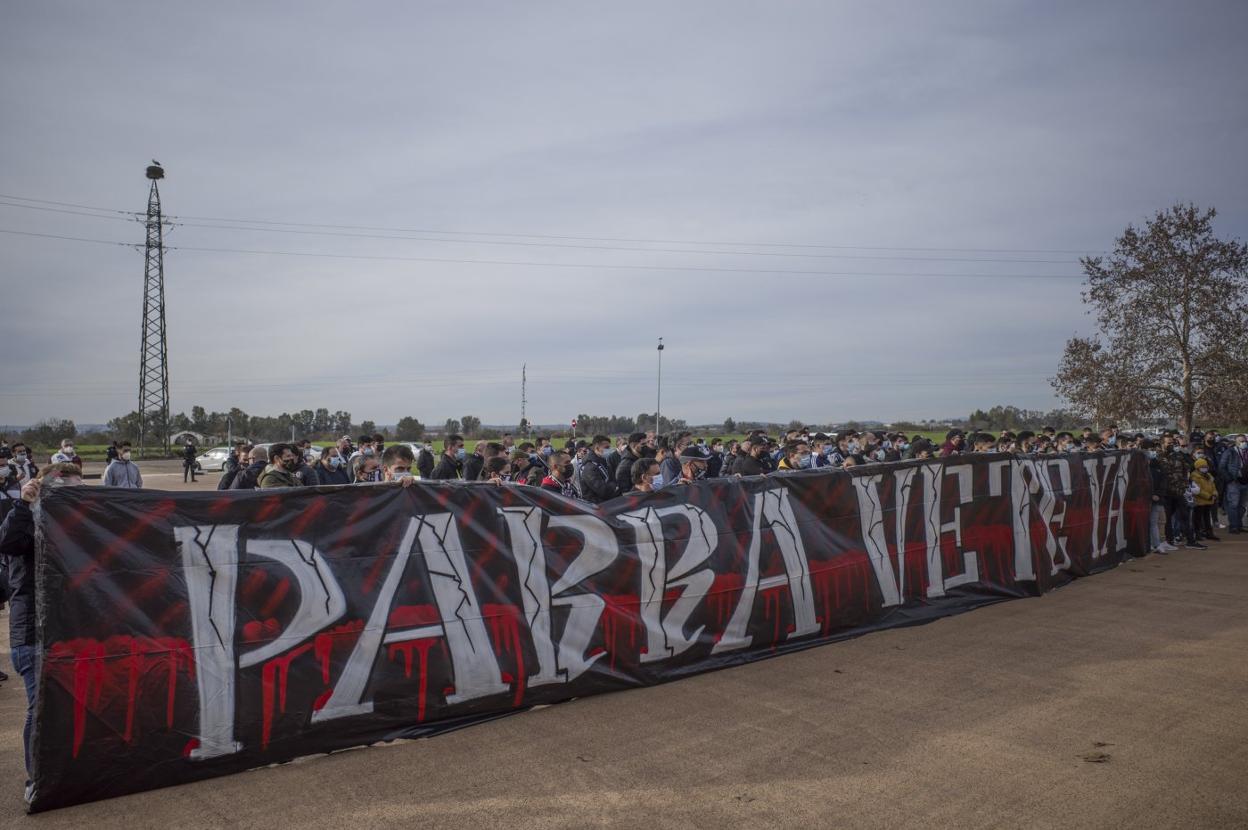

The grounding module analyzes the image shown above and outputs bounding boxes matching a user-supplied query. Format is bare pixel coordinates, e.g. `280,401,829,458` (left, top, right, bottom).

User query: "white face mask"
63,446,75,455
121,451,132,461
392,470,412,480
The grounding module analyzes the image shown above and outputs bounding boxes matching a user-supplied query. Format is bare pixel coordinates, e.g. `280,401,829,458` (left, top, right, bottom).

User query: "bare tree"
1052,203,1248,432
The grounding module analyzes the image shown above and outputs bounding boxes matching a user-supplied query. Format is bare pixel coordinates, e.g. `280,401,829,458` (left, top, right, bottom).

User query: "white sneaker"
1158,542,1178,552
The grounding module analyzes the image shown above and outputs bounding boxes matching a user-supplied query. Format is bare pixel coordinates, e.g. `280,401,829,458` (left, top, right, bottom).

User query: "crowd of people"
1,423,1247,801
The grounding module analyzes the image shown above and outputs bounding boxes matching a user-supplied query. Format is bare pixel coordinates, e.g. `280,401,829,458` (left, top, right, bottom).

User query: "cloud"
2,0,1245,426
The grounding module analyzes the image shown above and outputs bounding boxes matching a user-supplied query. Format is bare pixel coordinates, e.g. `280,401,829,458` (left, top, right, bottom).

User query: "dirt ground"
1,475,1246,828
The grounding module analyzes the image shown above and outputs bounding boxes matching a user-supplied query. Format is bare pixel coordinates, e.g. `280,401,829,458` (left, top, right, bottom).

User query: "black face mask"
560,464,574,479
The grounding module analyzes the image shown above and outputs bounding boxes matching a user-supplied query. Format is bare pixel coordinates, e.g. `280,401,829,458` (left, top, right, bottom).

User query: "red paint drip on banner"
484,604,526,707
44,636,194,757
600,594,643,671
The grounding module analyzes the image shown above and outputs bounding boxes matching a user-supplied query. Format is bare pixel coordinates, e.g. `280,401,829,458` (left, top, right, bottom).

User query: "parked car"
195,446,231,472
254,443,324,462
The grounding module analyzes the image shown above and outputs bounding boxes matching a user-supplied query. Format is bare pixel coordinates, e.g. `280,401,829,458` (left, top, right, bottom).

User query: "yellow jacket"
1191,470,1217,506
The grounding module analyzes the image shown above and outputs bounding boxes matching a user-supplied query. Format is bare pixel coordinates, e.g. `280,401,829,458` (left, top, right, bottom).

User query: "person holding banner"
540,450,578,498
0,463,83,801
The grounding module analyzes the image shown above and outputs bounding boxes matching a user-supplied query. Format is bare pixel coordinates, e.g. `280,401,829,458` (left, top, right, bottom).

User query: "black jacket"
732,452,768,477
294,461,319,487
464,453,485,482
315,465,351,486
182,444,197,465
218,454,241,490
416,449,435,480
707,450,724,478
614,448,640,493
231,460,266,490
431,453,462,481
0,500,35,647
579,453,620,503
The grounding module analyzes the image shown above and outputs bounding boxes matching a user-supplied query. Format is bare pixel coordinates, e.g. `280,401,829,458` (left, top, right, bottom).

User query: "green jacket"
258,465,303,489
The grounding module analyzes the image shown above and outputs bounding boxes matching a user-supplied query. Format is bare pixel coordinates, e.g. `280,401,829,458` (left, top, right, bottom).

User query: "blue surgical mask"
848,441,860,453
541,446,553,457
899,443,910,452
456,448,467,461
1148,450,1157,459
651,473,664,488
798,453,812,469
329,456,344,469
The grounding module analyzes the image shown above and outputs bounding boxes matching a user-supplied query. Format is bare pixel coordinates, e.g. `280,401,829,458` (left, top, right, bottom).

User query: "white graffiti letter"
177,523,243,760
712,489,819,653
238,539,347,668
619,504,718,662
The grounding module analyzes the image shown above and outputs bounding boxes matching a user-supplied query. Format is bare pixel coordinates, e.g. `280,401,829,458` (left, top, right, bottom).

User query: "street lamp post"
656,337,664,435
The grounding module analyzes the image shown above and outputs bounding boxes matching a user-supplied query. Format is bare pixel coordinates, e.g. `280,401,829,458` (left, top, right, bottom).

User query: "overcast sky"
2,1,1245,427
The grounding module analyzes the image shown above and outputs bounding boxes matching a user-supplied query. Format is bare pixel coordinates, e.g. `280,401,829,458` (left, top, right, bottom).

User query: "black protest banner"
29,451,1150,811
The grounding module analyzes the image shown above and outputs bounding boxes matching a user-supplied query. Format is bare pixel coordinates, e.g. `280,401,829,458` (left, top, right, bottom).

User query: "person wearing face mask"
675,445,710,484
50,438,82,470
380,445,419,487
1191,458,1220,542
290,445,319,487
627,457,661,495
1217,434,1248,534
259,443,305,489
540,451,579,499
1158,436,1203,550
315,446,351,485
102,441,143,488
355,455,383,483
1142,441,1172,553
432,434,465,480
3,444,36,495
1,463,83,798
579,435,622,503
777,443,803,471
732,435,771,476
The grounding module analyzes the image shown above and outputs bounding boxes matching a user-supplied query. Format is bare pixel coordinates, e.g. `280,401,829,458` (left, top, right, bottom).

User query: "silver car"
195,446,231,471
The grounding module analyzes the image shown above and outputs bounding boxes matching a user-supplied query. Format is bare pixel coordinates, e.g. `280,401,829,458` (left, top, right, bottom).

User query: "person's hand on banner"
20,478,41,503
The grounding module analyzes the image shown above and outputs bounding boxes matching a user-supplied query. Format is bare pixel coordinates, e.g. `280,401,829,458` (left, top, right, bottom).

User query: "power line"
165,219,1081,265
163,244,1084,280
0,228,138,247
0,191,1102,255
0,227,1084,279
0,200,142,223
0,193,138,216
0,198,1085,264
167,212,1100,255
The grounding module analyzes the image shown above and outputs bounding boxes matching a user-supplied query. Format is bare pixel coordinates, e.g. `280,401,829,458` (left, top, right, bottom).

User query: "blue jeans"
11,644,37,781
1226,482,1248,531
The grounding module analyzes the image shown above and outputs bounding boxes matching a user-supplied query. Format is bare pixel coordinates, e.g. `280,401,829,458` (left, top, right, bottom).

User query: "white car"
195,446,231,471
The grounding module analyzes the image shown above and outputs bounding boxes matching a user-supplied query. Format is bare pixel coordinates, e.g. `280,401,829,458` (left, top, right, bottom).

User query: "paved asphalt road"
1,471,1245,828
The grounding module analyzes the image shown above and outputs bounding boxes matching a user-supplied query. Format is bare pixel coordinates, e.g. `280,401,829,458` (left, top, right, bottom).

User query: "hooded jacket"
0,501,36,646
